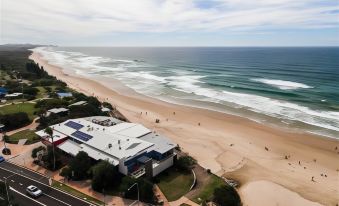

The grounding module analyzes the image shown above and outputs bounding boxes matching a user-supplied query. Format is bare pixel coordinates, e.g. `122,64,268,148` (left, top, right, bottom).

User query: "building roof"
48,108,69,113
35,129,68,142
101,107,111,112
45,118,154,160
0,87,7,94
69,101,87,107
57,140,81,156
36,116,175,164
139,133,176,154
5,93,22,97
57,92,73,97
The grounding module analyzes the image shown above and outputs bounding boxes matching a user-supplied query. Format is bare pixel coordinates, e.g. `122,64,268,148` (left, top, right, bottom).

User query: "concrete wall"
152,155,174,177
118,158,128,175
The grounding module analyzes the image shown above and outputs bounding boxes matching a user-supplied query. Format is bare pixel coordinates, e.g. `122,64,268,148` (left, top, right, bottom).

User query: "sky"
1,0,339,46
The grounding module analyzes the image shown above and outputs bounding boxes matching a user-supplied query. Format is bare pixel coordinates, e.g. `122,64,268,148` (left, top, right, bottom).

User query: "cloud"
1,0,338,44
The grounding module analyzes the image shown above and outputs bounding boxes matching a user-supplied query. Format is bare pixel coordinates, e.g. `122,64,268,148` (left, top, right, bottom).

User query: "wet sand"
30,52,339,206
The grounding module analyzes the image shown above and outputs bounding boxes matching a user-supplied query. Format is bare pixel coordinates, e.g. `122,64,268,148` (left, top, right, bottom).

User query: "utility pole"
4,173,16,205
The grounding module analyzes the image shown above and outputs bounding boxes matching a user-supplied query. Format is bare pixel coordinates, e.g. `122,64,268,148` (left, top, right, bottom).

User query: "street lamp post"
127,183,139,206
4,173,16,205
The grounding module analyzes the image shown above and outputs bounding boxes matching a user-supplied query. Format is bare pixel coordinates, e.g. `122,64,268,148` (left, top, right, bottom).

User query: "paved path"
0,161,95,206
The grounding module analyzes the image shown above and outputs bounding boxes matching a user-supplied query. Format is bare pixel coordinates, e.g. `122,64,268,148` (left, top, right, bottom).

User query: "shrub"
213,185,241,206
91,160,119,192
68,151,92,180
0,112,30,131
31,146,46,159
60,166,72,178
102,102,113,110
176,156,196,172
120,176,155,203
42,145,62,171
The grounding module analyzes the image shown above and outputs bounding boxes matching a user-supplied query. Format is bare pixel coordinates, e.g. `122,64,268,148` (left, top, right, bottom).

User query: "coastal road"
0,161,95,206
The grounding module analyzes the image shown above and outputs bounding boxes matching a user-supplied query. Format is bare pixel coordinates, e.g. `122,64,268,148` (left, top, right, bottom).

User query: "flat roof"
57,92,72,97
57,140,81,156
46,118,154,160
69,101,87,107
48,108,69,113
35,130,68,142
139,133,176,154
37,116,174,163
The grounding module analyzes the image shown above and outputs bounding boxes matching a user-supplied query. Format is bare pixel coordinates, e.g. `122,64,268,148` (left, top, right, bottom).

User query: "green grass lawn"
52,180,103,205
8,129,40,144
0,102,37,120
157,168,194,201
35,86,47,98
191,174,225,204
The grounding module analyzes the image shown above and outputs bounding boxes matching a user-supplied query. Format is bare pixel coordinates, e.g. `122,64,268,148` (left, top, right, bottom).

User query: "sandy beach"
30,52,339,206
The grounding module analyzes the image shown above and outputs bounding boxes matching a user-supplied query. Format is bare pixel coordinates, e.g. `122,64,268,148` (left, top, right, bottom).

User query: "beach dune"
30,52,339,206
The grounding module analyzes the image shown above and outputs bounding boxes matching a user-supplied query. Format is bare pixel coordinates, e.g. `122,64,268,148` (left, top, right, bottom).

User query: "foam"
167,77,339,133
32,47,339,138
252,78,313,90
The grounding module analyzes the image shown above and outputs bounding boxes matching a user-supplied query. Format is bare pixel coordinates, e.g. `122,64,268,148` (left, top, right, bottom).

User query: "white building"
36,116,176,178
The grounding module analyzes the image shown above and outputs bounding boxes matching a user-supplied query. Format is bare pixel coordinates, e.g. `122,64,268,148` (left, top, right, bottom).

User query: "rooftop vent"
108,143,112,148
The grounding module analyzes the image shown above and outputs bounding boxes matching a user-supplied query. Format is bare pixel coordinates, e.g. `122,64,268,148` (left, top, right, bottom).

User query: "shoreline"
30,51,339,206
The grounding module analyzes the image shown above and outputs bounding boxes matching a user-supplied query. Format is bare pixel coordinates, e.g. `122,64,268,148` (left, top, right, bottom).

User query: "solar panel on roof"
71,131,93,142
65,121,84,130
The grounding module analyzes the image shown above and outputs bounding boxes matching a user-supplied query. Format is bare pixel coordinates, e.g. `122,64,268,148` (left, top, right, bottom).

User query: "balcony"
130,166,146,178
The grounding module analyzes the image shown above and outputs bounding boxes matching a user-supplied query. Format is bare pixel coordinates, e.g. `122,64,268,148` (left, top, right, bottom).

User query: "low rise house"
36,116,176,178
57,92,73,98
68,101,87,107
0,87,8,98
46,108,69,117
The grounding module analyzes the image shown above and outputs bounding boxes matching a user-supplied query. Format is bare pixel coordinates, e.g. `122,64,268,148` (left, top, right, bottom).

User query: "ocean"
32,47,339,139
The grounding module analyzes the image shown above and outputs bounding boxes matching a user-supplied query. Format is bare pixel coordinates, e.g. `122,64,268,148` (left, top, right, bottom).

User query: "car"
0,156,5,163
26,185,42,197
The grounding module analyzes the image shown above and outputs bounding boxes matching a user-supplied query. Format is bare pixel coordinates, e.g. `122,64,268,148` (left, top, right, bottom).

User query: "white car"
26,185,43,197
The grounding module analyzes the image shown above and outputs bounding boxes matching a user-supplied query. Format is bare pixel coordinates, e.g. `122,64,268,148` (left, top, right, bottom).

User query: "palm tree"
44,127,56,170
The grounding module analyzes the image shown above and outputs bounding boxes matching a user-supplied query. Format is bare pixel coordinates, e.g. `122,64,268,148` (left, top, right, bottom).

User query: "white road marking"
43,193,72,206
9,186,47,206
0,166,92,206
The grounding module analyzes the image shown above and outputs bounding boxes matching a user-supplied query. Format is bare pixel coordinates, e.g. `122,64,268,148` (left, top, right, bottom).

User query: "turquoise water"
33,47,339,138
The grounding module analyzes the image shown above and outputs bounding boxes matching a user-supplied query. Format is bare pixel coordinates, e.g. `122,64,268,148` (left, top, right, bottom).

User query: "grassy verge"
8,129,40,144
0,102,37,120
191,174,225,204
52,180,103,205
35,86,47,98
157,167,194,201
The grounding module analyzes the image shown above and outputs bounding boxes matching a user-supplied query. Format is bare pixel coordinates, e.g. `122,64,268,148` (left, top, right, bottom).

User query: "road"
0,161,96,206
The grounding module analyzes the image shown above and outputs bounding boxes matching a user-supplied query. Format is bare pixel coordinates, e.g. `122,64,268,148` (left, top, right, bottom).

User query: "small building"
68,101,87,107
57,92,73,98
0,87,8,98
5,93,23,98
46,108,69,117
101,107,111,112
36,116,176,178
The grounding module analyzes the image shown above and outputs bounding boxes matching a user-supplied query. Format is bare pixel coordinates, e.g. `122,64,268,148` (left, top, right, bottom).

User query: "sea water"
32,47,339,139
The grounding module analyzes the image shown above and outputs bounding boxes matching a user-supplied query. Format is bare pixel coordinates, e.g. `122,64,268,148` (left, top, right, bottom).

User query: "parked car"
26,185,42,197
0,156,5,163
